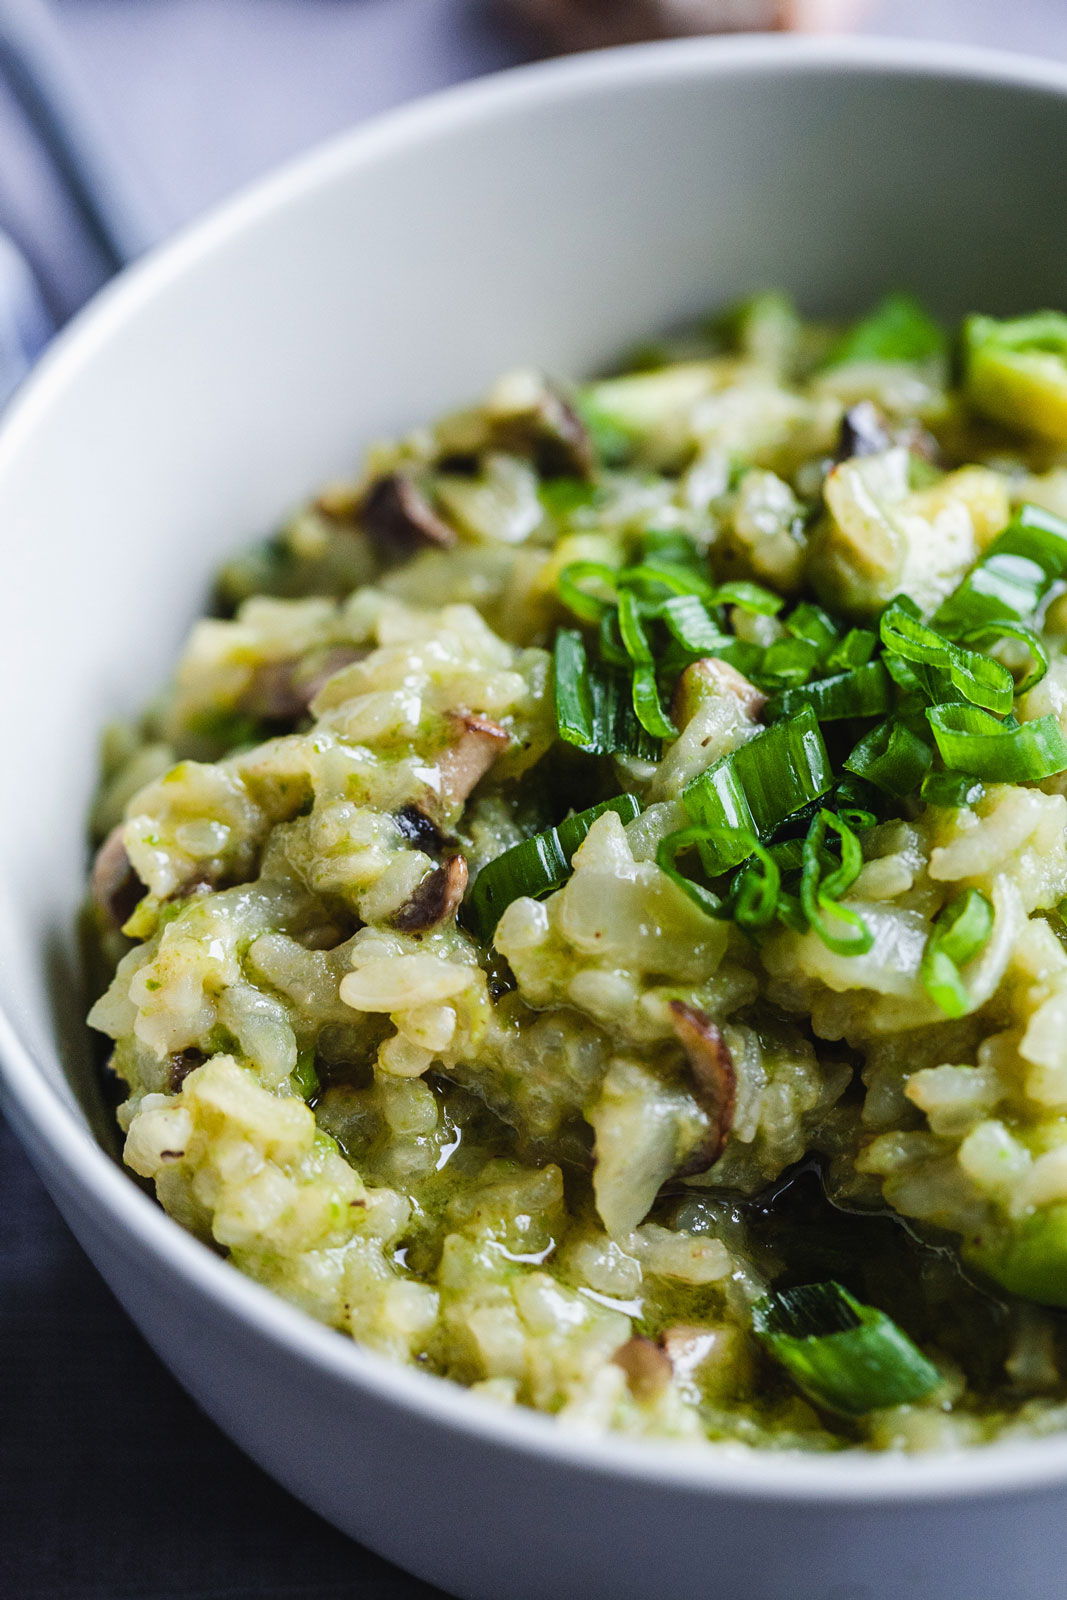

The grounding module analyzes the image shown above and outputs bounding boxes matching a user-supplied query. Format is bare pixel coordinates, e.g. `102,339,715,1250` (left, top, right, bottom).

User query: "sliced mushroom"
487,369,594,479
836,402,941,468
668,1001,737,1174
393,854,469,932
434,712,510,812
611,1336,673,1401
670,656,767,726
243,646,366,723
394,804,451,855
169,1047,207,1093
360,470,457,559
836,400,891,462
91,824,144,929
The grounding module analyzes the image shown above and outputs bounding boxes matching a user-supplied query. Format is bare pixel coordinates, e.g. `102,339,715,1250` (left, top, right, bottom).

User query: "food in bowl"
85,292,1067,1452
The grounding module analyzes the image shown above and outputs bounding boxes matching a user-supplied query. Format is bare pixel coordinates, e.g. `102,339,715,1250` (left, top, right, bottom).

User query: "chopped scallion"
765,660,891,723
753,1281,941,1416
926,703,1067,781
683,708,834,872
463,794,641,943
844,716,933,798
921,888,994,1018
800,809,872,956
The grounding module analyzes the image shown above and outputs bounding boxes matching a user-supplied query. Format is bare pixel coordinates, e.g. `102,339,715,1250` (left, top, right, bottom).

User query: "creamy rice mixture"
86,295,1067,1450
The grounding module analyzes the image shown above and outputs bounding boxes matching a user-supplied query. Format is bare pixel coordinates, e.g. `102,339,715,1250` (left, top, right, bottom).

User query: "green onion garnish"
800,809,872,956
920,771,985,809
786,600,840,653
765,660,891,723
683,708,834,872
553,628,594,748
879,600,1015,716
657,593,734,655
463,793,641,943
954,619,1049,697
921,888,994,1018
290,1050,319,1101
552,629,660,759
844,715,933,798
926,703,1067,781
753,1281,941,1416
935,503,1067,633
557,560,620,622
656,824,783,931
616,591,677,737
821,291,946,369
825,627,878,672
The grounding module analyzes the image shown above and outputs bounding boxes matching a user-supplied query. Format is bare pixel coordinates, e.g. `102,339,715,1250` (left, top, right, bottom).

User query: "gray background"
3,2,1067,1597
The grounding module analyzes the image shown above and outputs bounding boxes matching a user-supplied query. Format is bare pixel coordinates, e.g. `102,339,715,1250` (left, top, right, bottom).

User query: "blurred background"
2,0,1067,320
2,2,1067,1598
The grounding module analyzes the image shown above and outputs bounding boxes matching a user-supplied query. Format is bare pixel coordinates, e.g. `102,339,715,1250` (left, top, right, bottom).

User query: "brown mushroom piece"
487,371,594,480
433,712,510,816
668,1001,737,1175
393,854,469,933
836,400,891,461
359,470,457,560
611,1335,673,1401
90,824,144,929
670,656,767,726
242,646,366,724
169,1047,207,1093
394,804,451,855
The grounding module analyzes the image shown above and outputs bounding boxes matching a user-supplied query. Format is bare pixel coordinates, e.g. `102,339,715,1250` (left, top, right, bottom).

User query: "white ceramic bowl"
4,34,1067,1600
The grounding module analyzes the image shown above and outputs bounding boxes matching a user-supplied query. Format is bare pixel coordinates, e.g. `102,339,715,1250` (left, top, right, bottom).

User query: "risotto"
86,294,1067,1451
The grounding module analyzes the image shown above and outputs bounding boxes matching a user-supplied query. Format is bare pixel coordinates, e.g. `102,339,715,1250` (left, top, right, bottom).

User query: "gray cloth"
2,2,1067,1596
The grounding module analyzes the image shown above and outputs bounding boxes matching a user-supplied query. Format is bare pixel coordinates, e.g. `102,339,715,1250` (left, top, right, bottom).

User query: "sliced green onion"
713,579,783,616
935,502,1067,632
658,826,783,933
631,664,677,739
760,636,821,687
639,528,705,572
822,292,946,369
800,809,872,956
765,660,891,724
920,771,985,809
786,601,840,653
598,608,631,668
825,627,878,672
617,587,653,662
463,794,641,943
831,773,883,832
557,560,620,622
879,601,1015,715
590,666,662,759
926,703,1067,781
655,827,725,919
753,1281,941,1416
290,1050,319,1101
683,708,834,872
657,593,733,655
955,620,1049,697
553,629,595,748
726,841,784,931
921,888,994,1018
552,629,659,759
844,716,933,798
612,590,678,740
619,561,716,601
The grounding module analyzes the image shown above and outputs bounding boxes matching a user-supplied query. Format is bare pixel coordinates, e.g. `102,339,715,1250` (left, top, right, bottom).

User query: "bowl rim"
6,29,1067,1506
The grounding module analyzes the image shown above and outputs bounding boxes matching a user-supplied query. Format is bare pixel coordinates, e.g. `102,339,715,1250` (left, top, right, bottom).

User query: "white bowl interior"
5,36,1067,1509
